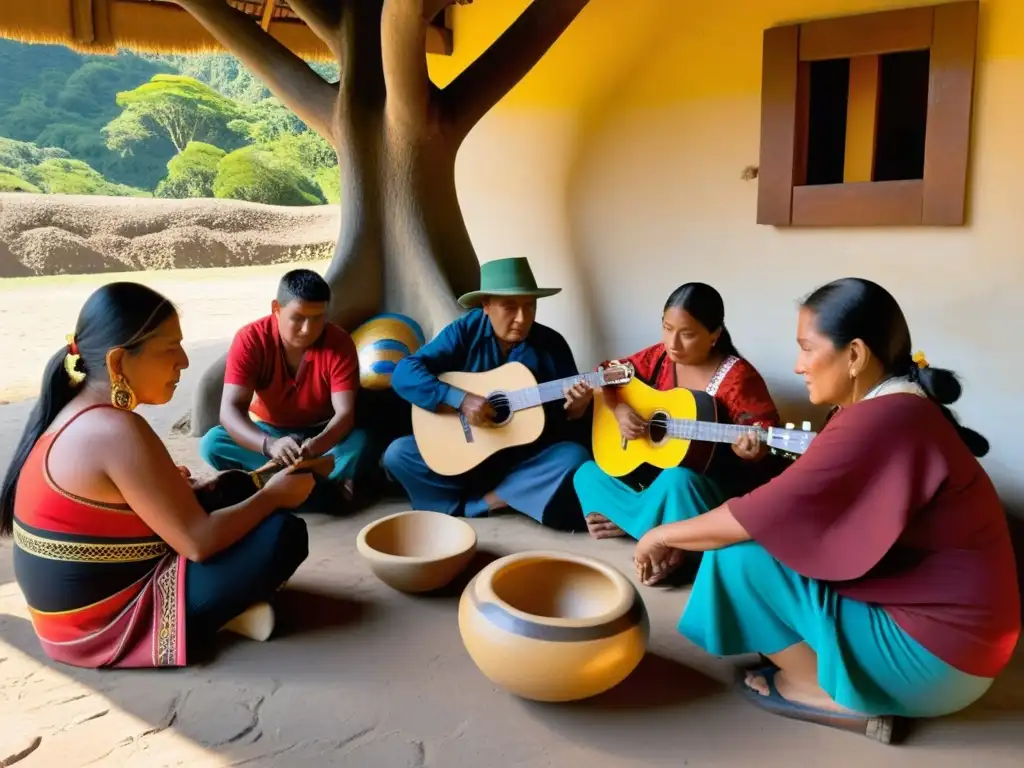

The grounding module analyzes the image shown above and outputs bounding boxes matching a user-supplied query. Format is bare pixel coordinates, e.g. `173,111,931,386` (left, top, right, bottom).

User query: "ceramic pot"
356,510,477,593
458,550,649,702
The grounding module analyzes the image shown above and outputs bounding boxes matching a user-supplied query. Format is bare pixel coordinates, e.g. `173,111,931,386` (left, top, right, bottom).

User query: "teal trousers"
199,423,376,514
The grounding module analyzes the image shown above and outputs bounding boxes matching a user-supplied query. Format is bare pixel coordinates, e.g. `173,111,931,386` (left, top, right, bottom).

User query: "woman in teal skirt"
571,283,782,583
632,278,1020,740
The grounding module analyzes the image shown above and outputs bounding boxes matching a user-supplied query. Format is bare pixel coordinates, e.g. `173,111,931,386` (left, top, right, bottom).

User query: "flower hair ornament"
912,350,929,369
64,334,87,387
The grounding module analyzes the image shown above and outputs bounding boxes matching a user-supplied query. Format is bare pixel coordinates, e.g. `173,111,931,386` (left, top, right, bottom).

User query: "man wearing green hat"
382,257,593,531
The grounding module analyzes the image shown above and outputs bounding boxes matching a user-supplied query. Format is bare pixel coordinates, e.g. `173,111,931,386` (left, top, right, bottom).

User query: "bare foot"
220,602,275,642
744,669,859,715
483,491,509,512
586,513,626,539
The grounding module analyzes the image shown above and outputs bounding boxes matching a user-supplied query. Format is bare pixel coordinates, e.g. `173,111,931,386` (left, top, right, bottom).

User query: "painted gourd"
350,312,426,390
458,551,649,702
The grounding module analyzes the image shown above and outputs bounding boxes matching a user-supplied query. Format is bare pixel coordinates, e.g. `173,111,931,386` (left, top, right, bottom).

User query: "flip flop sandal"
736,665,901,744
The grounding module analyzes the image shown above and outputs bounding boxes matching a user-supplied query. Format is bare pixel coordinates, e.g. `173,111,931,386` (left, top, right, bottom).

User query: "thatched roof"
0,0,453,60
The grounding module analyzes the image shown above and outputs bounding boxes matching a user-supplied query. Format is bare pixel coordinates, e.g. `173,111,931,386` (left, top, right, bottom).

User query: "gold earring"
110,376,137,411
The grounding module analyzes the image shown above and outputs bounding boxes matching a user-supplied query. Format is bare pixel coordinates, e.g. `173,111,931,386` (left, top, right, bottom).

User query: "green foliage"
0,166,42,193
213,146,324,207
156,141,225,199
0,41,340,207
32,158,150,197
105,74,246,155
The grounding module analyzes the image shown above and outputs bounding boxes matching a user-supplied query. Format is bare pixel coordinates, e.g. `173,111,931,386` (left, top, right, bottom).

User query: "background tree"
172,0,592,434
103,74,246,156
154,140,225,198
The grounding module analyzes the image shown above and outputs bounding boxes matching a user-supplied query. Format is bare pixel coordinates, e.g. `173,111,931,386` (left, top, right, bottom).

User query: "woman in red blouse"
570,283,782,582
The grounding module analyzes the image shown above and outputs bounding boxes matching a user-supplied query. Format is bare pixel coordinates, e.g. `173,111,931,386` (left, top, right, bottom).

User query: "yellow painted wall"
437,0,1024,509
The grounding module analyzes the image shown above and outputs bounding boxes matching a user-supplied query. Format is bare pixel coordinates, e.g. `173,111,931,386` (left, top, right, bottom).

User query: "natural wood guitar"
592,377,816,478
412,361,634,476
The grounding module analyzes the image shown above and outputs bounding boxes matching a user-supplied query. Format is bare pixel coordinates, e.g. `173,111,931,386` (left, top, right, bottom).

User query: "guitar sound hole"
648,411,669,444
487,392,512,426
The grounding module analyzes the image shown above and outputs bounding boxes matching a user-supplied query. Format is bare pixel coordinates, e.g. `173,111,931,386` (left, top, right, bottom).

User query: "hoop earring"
110,376,137,411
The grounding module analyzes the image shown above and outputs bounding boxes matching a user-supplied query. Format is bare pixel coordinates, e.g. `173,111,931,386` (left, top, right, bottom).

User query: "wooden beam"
922,0,979,225
792,180,923,226
844,55,880,183
71,0,96,43
757,24,801,226
260,0,277,32
799,6,933,61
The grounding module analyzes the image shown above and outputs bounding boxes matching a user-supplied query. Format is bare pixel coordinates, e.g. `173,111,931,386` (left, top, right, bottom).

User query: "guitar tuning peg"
802,421,811,431
785,422,795,430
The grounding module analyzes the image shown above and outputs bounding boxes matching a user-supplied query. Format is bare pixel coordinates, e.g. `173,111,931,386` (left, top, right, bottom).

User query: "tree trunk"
183,0,590,437
189,65,477,438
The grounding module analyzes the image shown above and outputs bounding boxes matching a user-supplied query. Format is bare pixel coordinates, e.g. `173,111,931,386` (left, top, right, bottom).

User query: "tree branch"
440,0,591,138
381,0,437,129
171,0,339,143
285,0,344,58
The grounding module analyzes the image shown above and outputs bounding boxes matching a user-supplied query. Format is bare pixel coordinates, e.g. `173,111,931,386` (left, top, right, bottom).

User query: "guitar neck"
507,371,606,411
665,419,766,445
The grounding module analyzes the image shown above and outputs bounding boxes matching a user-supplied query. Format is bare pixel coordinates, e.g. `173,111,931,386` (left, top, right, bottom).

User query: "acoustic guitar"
592,377,816,478
412,360,634,476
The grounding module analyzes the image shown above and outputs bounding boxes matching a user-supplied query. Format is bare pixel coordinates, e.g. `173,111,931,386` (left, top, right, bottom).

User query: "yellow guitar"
592,377,816,478
412,360,634,476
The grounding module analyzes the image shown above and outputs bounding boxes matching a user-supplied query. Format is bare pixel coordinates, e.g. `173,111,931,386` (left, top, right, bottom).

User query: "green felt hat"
457,257,562,308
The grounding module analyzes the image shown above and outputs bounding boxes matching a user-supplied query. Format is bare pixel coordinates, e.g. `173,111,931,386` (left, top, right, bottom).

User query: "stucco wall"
435,0,1024,509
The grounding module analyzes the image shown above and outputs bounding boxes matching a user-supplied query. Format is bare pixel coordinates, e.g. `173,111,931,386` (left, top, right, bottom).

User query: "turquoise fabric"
199,423,375,484
572,463,726,540
680,540,994,717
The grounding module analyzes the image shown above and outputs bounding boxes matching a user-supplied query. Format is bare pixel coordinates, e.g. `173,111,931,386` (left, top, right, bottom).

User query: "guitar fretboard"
662,419,767,445
504,371,607,411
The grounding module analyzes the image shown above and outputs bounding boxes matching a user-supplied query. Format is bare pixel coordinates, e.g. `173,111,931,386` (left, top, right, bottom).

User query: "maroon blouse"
730,393,1021,678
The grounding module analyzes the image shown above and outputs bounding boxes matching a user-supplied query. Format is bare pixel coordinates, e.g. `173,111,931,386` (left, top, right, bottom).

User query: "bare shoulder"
67,406,160,449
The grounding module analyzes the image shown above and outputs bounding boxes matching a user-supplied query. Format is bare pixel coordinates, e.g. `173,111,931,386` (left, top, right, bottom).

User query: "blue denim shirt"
391,309,586,443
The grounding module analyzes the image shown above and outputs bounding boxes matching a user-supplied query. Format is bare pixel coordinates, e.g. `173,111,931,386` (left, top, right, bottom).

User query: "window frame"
756,1,979,227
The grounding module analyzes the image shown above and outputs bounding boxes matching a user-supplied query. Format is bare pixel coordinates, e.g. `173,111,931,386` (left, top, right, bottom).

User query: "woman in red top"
634,278,1020,741
570,283,782,581
1,282,315,669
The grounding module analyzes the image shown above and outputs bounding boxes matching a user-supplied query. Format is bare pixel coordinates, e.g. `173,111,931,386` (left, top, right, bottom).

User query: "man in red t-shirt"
199,269,372,510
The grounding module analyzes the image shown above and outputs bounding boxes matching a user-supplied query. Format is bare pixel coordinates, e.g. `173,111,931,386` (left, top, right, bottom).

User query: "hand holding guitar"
265,435,304,465
460,393,495,427
614,402,648,440
732,429,767,461
563,381,593,420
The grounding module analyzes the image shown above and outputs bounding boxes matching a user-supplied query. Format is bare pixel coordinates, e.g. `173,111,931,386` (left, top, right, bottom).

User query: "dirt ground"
0,267,1021,767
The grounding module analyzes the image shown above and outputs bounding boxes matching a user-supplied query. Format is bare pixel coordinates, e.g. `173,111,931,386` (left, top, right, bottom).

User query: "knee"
572,460,601,492
262,512,309,565
652,466,701,489
334,428,370,455
707,540,776,573
382,436,419,476
198,426,230,467
551,441,591,472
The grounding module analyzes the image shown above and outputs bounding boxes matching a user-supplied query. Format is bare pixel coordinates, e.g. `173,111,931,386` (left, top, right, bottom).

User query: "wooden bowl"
458,551,648,702
356,510,477,593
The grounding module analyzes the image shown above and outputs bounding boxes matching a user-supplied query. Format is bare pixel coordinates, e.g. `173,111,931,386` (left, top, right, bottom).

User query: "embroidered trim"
154,557,180,666
706,355,740,397
13,522,168,563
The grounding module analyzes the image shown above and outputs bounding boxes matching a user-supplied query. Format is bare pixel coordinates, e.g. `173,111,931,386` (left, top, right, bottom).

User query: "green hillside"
0,40,340,206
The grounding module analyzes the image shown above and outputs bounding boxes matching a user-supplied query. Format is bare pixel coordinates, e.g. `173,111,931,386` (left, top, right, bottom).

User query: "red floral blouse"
603,343,783,492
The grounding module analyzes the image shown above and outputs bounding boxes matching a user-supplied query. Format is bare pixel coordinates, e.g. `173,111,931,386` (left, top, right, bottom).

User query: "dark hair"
277,269,331,305
801,277,988,457
0,282,177,536
663,282,741,359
